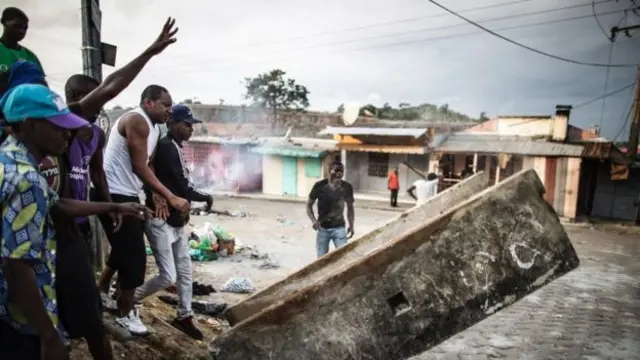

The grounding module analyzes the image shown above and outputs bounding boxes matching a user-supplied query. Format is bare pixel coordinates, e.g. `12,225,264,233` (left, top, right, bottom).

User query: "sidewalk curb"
213,192,410,213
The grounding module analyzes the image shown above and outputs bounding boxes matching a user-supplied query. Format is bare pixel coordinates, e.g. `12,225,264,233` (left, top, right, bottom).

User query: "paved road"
411,226,640,360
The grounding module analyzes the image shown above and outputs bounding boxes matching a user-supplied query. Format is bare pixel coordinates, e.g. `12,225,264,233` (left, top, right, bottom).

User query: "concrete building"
431,106,637,221
317,126,434,196
250,137,338,198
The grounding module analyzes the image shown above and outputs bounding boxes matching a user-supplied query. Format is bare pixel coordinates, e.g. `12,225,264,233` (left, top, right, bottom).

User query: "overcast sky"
9,0,640,139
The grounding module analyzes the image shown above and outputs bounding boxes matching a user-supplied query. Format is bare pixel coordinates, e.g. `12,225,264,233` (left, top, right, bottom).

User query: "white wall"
262,155,282,195
345,152,429,193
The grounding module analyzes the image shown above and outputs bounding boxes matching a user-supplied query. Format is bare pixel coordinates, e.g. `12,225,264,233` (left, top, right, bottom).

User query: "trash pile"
188,222,237,262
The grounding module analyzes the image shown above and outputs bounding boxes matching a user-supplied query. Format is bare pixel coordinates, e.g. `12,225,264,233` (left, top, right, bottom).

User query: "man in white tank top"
97,85,189,336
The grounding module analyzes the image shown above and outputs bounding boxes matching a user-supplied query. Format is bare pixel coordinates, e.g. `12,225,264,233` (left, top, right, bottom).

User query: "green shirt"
0,41,43,79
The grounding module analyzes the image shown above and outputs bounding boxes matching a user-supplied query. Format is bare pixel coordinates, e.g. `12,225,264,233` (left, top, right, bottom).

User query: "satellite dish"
342,102,360,126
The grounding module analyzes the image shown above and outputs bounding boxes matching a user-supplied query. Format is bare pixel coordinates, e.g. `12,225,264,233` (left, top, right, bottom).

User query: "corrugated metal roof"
435,133,584,156
188,136,258,145
250,137,338,158
250,146,326,158
318,126,427,138
338,144,427,154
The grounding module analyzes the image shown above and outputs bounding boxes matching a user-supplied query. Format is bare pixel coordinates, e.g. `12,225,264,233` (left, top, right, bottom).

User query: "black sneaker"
171,316,204,340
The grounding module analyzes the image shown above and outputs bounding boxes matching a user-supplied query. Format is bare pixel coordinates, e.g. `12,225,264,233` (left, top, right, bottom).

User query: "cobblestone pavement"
411,226,640,360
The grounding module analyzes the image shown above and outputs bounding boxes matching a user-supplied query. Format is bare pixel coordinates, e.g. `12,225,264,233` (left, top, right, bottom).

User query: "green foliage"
336,102,481,122
244,69,310,111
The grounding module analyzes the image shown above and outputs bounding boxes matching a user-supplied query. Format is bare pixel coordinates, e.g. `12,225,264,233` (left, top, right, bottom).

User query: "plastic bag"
220,277,255,293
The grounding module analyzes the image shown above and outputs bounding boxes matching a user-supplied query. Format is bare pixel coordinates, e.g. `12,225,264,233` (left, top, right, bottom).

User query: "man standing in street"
134,104,213,340
407,172,439,206
306,161,355,258
96,85,189,337
388,166,399,207
0,7,42,78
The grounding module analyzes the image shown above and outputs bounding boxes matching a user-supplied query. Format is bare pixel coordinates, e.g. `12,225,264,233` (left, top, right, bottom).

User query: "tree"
479,111,489,122
244,69,310,128
337,103,345,113
112,105,123,110
182,98,193,104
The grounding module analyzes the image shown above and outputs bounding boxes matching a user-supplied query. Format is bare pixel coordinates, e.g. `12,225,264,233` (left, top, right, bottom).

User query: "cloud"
5,0,640,139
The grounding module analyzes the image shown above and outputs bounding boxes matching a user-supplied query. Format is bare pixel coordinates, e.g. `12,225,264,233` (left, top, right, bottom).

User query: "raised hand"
146,17,179,56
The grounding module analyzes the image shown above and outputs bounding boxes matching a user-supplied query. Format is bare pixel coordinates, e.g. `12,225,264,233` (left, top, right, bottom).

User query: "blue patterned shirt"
0,136,61,335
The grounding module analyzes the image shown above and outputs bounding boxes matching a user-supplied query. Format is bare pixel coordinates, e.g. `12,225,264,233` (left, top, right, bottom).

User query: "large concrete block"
225,172,492,325
210,169,580,360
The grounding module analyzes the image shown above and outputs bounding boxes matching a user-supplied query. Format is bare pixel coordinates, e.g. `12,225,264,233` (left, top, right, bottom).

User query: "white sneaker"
100,291,118,311
115,309,149,336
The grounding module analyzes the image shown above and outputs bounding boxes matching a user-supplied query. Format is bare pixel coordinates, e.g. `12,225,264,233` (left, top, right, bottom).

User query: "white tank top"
103,107,160,196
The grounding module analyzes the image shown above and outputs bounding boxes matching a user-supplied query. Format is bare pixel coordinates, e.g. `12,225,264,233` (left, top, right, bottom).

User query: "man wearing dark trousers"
388,166,399,207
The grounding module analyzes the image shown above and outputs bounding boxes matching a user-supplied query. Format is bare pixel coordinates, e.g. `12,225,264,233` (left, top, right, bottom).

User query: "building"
249,137,339,197
317,126,438,196
431,105,637,221
183,136,262,192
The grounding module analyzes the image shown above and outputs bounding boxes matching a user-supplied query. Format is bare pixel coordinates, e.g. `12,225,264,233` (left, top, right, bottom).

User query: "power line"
143,7,634,76
168,0,620,64
427,0,639,67
598,42,615,128
574,82,636,109
593,0,612,41
170,0,542,61
144,5,631,74
612,98,634,142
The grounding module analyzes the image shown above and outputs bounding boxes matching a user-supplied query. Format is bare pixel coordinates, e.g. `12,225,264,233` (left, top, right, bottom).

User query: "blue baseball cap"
0,83,88,129
171,104,201,124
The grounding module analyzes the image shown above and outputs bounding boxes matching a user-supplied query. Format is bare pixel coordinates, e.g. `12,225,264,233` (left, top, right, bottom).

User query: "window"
305,158,322,178
367,153,389,178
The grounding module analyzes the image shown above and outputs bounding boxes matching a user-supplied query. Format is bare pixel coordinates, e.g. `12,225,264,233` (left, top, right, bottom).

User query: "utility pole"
628,67,640,158
80,0,103,81
610,23,640,156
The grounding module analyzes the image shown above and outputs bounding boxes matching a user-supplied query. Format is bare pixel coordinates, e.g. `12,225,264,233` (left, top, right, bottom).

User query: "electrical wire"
169,0,543,61
573,82,636,109
593,0,613,41
139,6,633,76
141,7,635,76
427,0,638,67
598,42,615,128
157,0,621,70
612,101,634,142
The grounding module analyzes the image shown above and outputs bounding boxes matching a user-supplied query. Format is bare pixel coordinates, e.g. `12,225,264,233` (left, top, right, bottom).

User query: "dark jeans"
390,189,399,207
0,320,41,360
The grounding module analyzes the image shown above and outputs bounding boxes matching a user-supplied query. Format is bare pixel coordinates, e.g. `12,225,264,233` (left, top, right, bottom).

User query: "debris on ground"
152,222,240,262
157,295,228,318
220,277,256,294
258,258,280,270
190,207,250,218
165,281,216,296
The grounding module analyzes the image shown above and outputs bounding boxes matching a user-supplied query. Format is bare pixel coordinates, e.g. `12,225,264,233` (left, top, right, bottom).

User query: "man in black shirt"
306,161,355,258
135,104,212,340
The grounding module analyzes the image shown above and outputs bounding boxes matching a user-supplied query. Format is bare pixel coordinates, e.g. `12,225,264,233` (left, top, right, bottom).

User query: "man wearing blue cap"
0,84,151,360
134,104,212,340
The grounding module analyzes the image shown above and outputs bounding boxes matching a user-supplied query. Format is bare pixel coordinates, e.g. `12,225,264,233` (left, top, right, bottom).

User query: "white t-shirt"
413,179,438,205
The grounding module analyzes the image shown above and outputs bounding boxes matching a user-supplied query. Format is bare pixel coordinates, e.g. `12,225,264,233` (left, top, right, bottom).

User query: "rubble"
209,169,580,360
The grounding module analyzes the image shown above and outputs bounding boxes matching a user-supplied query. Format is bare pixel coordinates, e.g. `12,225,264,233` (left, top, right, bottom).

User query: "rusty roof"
434,133,584,156
318,126,427,138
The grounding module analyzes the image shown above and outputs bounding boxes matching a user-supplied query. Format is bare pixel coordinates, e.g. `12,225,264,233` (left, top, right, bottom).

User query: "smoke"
185,143,262,192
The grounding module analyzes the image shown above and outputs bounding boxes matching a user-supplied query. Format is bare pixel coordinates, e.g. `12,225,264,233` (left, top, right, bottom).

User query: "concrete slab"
225,171,492,325
210,169,580,360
